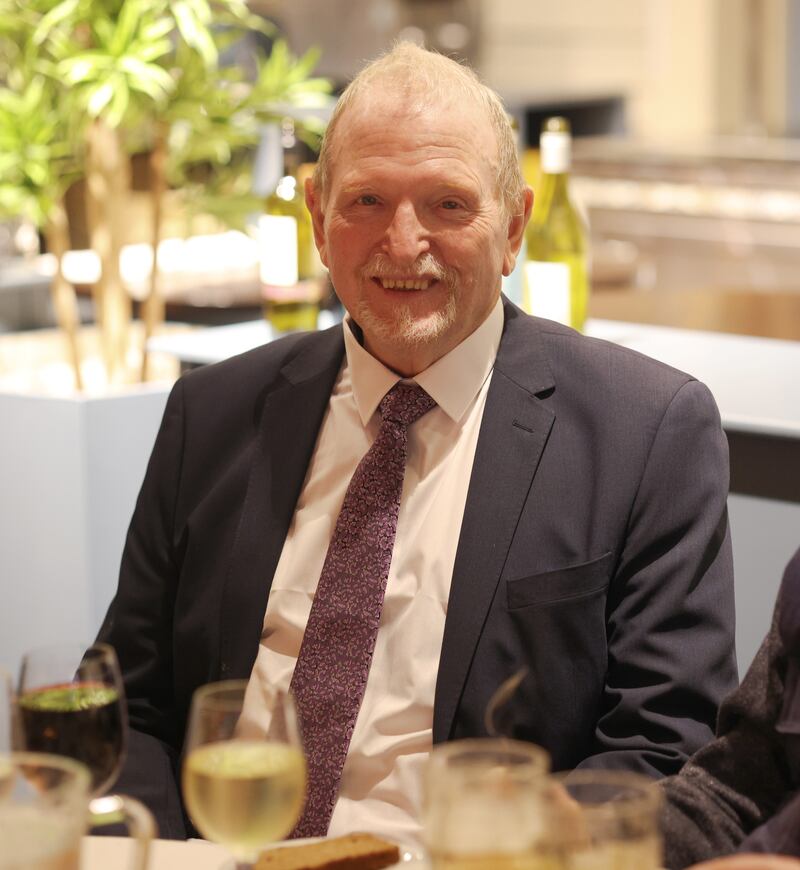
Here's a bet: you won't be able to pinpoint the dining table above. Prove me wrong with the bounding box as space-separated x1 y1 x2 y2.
80 835 427 869
81 836 233 869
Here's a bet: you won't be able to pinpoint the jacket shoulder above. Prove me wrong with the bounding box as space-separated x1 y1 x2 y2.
536 316 696 394
177 325 344 409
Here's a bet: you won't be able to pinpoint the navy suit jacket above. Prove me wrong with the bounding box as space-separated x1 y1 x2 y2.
98 299 737 837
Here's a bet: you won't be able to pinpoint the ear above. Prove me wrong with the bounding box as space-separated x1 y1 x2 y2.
305 177 329 268
502 186 534 277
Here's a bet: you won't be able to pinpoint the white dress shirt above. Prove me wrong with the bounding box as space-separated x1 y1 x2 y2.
241 298 503 846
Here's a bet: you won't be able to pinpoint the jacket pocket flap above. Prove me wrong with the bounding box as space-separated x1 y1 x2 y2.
507 551 613 609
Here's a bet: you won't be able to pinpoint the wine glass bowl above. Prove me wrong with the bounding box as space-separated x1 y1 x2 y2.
17 643 126 796
424 738 551 869
537 770 663 869
0 751 90 870
182 679 306 868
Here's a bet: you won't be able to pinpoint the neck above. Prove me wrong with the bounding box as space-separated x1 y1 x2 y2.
363 339 440 378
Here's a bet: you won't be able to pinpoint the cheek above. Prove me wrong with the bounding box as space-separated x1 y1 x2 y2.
326 221 369 268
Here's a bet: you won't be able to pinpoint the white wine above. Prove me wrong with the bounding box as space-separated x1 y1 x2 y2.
183 740 305 859
524 117 589 331
259 119 321 334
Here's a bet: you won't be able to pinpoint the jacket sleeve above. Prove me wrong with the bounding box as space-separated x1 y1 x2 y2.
660 552 800 868
577 379 738 775
660 607 791 868
96 378 188 837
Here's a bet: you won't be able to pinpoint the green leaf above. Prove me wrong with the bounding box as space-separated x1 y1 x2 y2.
184 0 211 25
135 37 173 63
119 56 173 98
31 0 79 47
140 17 175 44
87 81 115 116
93 16 116 50
109 0 145 55
60 53 111 84
173 0 217 68
105 75 130 126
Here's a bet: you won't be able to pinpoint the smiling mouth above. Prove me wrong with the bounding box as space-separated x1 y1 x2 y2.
373 277 435 290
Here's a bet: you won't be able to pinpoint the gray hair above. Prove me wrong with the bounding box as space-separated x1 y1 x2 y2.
312 42 526 220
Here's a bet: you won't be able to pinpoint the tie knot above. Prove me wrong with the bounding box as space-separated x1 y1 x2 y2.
379 382 436 427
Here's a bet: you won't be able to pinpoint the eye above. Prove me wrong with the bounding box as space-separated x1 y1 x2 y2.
440 199 462 210
357 194 379 206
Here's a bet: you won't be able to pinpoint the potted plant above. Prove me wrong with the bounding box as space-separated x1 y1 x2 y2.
0 0 331 388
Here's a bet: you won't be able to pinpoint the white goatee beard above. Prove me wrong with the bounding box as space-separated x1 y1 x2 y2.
356 291 457 348
357 254 459 348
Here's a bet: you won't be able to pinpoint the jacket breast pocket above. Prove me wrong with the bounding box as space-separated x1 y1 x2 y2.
506 551 613 610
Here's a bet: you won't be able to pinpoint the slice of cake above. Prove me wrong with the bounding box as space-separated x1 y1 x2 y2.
255 832 401 870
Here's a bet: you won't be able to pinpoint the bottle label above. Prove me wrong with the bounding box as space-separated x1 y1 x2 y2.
524 261 571 325
259 214 298 287
540 131 571 174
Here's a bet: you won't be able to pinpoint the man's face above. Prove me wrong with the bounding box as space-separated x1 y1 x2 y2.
307 90 531 375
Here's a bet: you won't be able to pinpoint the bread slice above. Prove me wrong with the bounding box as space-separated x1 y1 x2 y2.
255 832 401 870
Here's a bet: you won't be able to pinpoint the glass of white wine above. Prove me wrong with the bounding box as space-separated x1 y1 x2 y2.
182 679 306 869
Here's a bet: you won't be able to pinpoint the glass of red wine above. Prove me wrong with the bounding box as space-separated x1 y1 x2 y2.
17 642 126 797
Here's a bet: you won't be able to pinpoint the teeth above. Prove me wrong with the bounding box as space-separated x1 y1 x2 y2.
379 278 430 290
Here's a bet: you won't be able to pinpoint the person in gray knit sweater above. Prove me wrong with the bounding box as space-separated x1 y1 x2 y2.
662 547 800 870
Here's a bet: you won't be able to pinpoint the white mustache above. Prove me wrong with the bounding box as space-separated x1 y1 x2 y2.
363 253 455 286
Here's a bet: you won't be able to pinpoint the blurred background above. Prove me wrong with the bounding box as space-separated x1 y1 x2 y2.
3 0 800 344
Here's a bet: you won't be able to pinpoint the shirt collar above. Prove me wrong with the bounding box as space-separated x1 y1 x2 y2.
343 297 504 426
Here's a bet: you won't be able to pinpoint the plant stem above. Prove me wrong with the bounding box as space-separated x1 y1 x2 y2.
45 200 83 391
140 122 167 382
86 119 132 383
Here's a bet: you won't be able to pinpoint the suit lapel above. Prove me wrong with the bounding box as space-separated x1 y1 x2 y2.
220 327 345 681
433 303 556 742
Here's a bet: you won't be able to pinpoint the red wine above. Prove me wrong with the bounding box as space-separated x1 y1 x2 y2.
19 682 124 792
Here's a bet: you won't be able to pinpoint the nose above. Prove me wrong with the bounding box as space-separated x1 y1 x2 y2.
383 200 430 265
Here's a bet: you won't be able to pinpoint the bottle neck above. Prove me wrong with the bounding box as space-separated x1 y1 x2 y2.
282 150 300 179
539 171 570 195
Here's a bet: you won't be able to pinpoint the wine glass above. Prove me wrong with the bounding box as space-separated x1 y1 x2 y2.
423 738 551 869
17 642 126 796
0 751 156 870
182 679 306 869
537 770 663 869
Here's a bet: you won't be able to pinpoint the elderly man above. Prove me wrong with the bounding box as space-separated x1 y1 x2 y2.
100 43 736 843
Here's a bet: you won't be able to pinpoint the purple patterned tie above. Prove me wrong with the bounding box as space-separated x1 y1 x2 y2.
289 382 436 838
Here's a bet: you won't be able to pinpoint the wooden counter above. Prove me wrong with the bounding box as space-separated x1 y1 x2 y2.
589 287 800 342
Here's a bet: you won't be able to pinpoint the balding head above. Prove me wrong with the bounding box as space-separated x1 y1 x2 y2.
313 42 526 221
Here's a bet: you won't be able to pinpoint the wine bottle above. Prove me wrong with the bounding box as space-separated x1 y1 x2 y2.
258 119 320 333
523 116 589 331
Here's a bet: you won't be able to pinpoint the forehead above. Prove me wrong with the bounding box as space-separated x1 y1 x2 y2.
328 90 499 192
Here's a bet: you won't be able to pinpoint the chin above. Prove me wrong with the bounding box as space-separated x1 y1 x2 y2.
358 294 458 351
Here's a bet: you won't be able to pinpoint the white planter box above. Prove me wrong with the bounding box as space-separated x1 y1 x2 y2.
0 384 170 672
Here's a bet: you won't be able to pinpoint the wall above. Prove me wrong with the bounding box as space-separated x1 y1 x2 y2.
481 0 795 142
